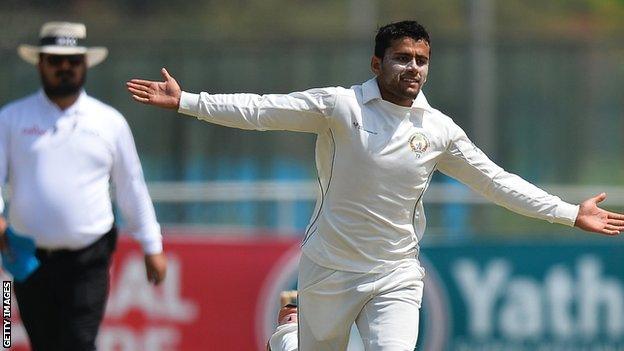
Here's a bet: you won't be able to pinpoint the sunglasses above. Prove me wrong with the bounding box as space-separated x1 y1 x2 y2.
44 55 85 67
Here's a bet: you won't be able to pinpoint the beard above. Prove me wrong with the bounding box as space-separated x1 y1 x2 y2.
41 69 86 97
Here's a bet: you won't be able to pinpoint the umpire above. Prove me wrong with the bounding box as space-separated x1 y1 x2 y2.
0 22 167 351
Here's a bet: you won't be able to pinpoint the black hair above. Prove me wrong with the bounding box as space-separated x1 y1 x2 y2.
374 20 430 58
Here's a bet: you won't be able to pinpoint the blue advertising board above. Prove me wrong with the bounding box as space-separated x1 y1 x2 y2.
417 240 624 351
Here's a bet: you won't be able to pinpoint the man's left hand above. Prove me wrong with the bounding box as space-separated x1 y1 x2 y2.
574 193 624 235
144 252 167 285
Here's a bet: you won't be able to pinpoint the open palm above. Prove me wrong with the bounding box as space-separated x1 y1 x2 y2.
126 68 181 109
574 193 624 235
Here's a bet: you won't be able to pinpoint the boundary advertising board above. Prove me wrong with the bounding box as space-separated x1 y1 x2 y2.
3 231 623 350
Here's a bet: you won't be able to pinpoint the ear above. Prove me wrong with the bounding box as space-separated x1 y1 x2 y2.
371 55 382 76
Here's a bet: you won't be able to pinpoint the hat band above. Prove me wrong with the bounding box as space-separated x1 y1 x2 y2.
39 36 85 48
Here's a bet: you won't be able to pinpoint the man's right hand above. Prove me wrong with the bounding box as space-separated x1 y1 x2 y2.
126 68 182 110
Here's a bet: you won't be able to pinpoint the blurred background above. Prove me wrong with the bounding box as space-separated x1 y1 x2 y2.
1 1 623 350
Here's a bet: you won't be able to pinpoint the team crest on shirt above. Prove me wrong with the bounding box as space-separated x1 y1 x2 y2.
408 132 430 158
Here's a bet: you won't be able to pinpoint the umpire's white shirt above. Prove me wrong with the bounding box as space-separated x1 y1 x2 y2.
0 90 162 254
178 78 579 273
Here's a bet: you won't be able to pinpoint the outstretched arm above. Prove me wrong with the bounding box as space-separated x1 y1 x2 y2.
126 68 335 134
438 123 624 236
575 193 624 235
127 68 181 109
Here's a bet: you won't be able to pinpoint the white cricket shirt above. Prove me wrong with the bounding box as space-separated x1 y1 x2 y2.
178 77 579 273
0 90 162 254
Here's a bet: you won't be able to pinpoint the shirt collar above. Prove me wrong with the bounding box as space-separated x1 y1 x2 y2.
37 89 88 114
362 77 432 112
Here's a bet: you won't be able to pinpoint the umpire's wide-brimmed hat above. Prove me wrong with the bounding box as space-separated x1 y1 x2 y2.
18 22 108 68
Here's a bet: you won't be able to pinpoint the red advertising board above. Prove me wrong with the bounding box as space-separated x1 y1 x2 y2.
4 230 301 351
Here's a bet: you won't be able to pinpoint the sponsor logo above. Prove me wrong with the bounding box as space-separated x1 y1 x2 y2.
452 255 624 345
56 37 77 47
21 125 47 136
352 121 378 135
77 128 102 138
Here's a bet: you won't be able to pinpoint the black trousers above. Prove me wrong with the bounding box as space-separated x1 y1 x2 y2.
14 228 117 351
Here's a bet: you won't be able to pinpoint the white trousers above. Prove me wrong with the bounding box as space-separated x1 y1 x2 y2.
271 254 424 351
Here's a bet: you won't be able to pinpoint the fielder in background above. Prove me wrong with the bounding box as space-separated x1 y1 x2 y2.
127 20 623 351
0 22 167 351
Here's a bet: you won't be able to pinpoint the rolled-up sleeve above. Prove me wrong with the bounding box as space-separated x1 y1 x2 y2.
111 117 163 254
437 123 579 226
177 88 337 134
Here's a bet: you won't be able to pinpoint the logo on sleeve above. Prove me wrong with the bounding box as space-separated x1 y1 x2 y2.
409 132 430 158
